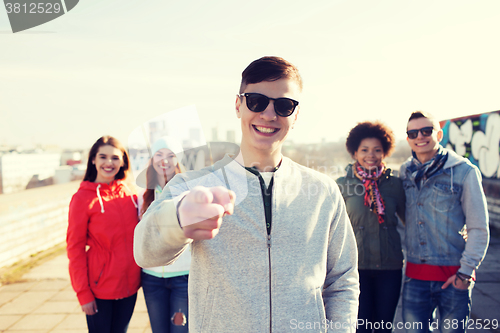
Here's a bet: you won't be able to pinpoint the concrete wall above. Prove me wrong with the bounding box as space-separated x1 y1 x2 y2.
483 178 500 230
440 110 500 230
0 181 80 269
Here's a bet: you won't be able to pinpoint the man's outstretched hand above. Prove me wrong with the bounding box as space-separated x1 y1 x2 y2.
177 186 235 240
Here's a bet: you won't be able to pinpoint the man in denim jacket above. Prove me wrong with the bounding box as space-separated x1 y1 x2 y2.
399 111 489 333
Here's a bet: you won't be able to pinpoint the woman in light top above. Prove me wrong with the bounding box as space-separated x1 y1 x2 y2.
138 136 190 333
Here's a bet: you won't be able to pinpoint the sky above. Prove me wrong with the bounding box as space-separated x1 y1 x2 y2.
1 0 499 150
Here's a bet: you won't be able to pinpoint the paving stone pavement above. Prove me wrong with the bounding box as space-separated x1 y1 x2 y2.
0 234 498 332
0 254 151 333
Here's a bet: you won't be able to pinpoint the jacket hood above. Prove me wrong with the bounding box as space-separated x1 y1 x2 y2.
78 180 137 213
443 148 468 169
79 180 118 191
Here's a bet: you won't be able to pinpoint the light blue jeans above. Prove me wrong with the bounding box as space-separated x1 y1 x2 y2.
142 271 189 333
402 277 472 333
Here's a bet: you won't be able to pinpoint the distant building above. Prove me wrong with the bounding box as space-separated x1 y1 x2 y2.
212 127 219 142
0 153 61 194
226 130 236 143
61 150 82 166
149 120 169 145
129 149 150 176
188 128 200 145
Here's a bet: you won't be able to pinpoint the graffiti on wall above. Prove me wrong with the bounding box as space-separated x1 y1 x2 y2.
440 110 500 178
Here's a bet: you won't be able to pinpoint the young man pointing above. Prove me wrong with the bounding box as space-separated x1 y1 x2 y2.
134 56 359 333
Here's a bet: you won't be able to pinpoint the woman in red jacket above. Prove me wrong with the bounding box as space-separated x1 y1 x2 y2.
67 136 141 333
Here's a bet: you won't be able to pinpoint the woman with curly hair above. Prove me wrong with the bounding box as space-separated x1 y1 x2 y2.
336 121 405 333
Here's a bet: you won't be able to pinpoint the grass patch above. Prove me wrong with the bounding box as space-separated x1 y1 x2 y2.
0 243 66 286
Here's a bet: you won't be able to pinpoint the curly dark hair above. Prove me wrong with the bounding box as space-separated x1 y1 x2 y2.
345 121 396 157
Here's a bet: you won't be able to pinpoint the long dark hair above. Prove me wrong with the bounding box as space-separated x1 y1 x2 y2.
140 159 183 217
83 136 131 182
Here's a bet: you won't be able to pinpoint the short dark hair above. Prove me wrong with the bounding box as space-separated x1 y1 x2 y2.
239 56 303 93
345 121 396 157
407 110 441 130
83 136 131 182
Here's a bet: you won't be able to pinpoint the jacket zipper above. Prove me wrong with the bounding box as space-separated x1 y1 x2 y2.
268 234 272 333
244 166 274 332
95 264 105 285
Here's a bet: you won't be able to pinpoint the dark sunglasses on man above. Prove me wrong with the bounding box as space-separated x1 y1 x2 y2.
238 93 299 117
406 126 435 140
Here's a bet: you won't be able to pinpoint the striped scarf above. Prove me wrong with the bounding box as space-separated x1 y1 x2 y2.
354 162 386 224
408 145 448 190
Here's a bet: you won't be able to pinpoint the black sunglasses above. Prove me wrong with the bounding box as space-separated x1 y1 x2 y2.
238 93 299 117
407 126 434 139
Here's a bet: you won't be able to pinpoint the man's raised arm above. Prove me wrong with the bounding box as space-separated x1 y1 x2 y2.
134 185 235 268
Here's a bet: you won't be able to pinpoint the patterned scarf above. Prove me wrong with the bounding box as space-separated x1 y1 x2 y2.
408 145 448 190
354 162 386 224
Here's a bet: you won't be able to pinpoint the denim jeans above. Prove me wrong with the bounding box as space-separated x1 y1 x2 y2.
357 269 402 333
86 293 137 333
402 277 472 333
141 271 189 333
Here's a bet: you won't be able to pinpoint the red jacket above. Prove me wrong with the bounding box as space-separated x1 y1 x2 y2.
67 180 141 305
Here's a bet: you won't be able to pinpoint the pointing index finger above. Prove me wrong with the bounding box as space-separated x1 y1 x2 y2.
210 187 236 214
191 186 214 204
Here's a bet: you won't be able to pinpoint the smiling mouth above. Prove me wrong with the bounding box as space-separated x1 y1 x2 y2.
415 142 428 147
254 125 279 134
102 167 115 172
159 165 171 169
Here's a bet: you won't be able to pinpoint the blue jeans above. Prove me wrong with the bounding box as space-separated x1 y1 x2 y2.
86 293 137 333
141 271 189 333
357 269 402 333
402 278 472 333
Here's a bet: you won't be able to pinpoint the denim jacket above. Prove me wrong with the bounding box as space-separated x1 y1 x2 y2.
399 148 489 276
